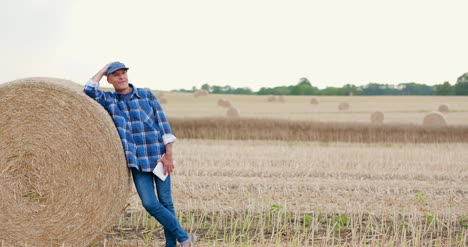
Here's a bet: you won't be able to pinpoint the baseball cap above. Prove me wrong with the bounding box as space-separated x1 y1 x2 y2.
106 61 129 76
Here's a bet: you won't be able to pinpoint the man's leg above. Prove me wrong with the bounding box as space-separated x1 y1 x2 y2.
131 168 189 246
155 175 178 246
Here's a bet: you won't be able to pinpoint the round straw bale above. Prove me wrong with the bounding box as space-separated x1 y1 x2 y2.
159 96 168 104
227 106 240 118
422 111 447 127
0 77 131 246
217 98 232 108
338 102 349 111
278 95 285 103
193 89 209 97
267 95 276 102
310 97 319 104
155 91 164 98
370 111 384 124
438 104 449 113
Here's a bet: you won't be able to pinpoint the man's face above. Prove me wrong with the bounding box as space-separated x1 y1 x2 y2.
107 69 129 92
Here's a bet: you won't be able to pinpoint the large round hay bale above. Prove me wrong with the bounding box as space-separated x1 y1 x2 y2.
267 95 276 102
227 106 240 118
159 96 168 104
310 97 319 104
422 111 447 127
338 102 349 111
438 104 450 113
155 91 164 98
217 98 232 108
0 77 131 246
278 95 285 103
370 111 384 124
193 89 209 97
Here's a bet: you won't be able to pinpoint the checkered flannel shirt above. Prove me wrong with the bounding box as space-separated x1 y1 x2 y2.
84 80 176 172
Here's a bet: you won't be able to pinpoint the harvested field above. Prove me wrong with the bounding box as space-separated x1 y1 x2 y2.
160 93 468 126
102 139 467 246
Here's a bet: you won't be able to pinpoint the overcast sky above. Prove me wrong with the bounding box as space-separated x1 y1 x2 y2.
1 0 467 91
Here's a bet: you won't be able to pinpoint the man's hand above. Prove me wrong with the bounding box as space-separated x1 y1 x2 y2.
157 154 175 176
91 62 113 83
158 143 175 175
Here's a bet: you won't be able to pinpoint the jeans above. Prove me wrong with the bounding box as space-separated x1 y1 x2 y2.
131 168 189 246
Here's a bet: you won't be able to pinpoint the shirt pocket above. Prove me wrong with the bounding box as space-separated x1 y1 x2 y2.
138 101 156 126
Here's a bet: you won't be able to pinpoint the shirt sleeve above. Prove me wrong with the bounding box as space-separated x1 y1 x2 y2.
149 92 176 145
83 79 111 107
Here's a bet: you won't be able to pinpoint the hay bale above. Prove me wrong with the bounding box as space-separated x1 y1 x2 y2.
278 95 285 103
227 106 240 118
338 102 349 111
438 104 450 113
217 98 232 108
370 111 384 124
159 96 168 104
193 89 209 97
310 97 319 104
423 111 447 127
267 95 276 102
155 91 164 98
0 77 131 246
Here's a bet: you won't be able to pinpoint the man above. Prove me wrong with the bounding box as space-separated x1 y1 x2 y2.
83 62 196 247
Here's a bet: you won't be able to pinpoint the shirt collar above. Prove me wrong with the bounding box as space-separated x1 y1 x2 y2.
130 84 142 99
115 83 141 100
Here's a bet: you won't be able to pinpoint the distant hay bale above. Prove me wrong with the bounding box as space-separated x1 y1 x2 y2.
155 91 164 98
194 89 209 97
438 104 450 113
310 97 319 104
0 77 131 246
423 111 447 127
159 97 168 104
267 95 276 102
278 95 285 103
217 98 232 108
338 102 349 111
227 106 240 118
370 111 384 124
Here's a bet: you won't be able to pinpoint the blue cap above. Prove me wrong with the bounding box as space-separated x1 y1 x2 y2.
106 61 129 76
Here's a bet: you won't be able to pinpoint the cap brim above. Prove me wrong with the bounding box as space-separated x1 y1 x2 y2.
106 67 129 76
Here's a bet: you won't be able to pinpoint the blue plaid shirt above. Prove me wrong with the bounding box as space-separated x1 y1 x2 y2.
84 80 176 172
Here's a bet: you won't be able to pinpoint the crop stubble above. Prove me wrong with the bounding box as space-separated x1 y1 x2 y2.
105 139 467 246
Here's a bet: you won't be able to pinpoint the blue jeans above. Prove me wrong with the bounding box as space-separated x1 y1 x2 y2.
131 168 189 246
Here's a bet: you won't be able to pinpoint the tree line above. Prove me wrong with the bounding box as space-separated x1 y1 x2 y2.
173 73 468 96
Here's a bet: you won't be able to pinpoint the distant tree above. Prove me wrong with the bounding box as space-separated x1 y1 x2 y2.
398 82 434 95
211 85 222 94
360 83 399 95
290 78 319 95
258 86 291 95
320 87 341 95
435 81 454 95
201 83 210 92
342 84 363 96
454 81 468 95
454 73 468 95
257 87 274 95
232 87 253 94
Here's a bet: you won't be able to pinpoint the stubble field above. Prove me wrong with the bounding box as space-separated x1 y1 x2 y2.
101 93 467 246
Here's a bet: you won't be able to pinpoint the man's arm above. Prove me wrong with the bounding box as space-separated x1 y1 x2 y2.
159 143 175 176
84 63 113 107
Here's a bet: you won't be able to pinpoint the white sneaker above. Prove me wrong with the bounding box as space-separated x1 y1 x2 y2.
180 233 197 247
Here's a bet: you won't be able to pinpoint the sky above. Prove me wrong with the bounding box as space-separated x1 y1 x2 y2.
1 0 467 91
